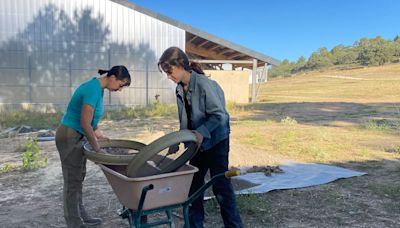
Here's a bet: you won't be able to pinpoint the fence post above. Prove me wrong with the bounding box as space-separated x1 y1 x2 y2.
146 59 149 106
28 55 32 103
108 49 111 105
69 60 72 100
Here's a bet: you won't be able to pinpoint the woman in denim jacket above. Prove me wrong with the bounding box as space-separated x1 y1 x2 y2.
158 47 243 228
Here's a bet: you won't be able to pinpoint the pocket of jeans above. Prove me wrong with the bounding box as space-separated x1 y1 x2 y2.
57 127 84 162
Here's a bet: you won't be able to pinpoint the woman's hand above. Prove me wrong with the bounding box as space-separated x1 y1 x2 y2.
192 130 204 145
94 128 110 141
167 143 180 154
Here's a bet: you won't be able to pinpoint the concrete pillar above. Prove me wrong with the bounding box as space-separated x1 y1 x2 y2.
251 58 258 103
264 63 268 82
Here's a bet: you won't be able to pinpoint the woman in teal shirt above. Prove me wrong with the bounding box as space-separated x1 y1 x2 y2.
55 65 131 228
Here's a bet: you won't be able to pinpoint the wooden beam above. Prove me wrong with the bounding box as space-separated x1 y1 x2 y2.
187 35 198 43
198 40 209 47
186 43 236 60
186 43 263 69
218 48 231 55
191 59 253 64
208 44 221 51
228 52 245 59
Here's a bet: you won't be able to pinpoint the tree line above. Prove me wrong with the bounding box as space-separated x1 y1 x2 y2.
269 35 400 78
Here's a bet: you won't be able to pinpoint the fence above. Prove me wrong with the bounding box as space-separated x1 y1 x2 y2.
0 48 175 108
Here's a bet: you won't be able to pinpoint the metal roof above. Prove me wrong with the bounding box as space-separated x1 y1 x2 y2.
111 0 280 66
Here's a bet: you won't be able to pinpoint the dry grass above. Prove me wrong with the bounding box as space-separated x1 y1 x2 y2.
258 64 400 103
208 64 400 227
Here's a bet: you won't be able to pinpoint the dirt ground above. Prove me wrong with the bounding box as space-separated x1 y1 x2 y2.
1 108 400 227
0 118 261 228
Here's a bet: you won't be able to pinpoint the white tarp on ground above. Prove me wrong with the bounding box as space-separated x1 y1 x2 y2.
234 162 367 194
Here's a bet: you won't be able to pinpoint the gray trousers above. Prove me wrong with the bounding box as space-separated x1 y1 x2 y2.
55 125 88 228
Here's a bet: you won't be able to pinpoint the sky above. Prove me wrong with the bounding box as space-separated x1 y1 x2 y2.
129 0 400 62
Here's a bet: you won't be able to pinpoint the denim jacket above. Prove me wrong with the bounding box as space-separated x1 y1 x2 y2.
176 71 230 151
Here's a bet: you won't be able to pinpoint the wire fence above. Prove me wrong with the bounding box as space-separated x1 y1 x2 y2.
0 49 175 108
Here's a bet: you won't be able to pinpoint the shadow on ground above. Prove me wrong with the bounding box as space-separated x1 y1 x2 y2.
236 102 400 127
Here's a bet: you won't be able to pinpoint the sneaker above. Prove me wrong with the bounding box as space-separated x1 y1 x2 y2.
83 217 102 226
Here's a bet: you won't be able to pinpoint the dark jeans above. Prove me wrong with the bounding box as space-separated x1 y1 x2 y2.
189 138 243 228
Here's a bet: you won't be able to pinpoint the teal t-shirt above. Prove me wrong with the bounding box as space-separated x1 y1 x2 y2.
62 77 104 135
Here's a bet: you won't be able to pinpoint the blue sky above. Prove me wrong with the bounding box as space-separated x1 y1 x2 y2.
129 0 400 62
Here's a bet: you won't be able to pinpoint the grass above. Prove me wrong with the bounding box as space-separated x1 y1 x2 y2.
219 64 400 226
232 120 399 164
364 119 400 131
204 194 274 225
0 110 63 129
0 102 178 130
258 64 400 103
227 64 400 165
368 182 400 199
103 102 177 120
1 163 17 173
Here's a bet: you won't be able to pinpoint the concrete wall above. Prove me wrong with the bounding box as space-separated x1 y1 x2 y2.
204 70 249 104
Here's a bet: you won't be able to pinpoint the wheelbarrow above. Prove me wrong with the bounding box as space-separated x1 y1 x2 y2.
83 130 241 227
109 164 240 228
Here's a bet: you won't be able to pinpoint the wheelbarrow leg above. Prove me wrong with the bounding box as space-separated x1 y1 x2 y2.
165 209 175 228
133 184 154 228
181 171 241 228
182 205 190 228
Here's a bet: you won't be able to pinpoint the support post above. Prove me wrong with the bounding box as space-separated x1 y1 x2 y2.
264 63 268 82
108 49 111 105
146 59 149 106
251 58 258 103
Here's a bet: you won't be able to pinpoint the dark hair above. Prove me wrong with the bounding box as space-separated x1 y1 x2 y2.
98 65 131 86
158 47 204 75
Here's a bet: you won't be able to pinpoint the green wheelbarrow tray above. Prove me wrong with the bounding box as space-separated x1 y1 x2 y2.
83 130 200 177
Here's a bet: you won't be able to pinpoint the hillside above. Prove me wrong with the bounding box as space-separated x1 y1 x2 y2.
260 64 400 103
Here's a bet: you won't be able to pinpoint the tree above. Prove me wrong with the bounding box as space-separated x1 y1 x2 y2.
306 47 333 70
357 36 394 65
330 45 358 65
292 56 306 73
393 35 400 62
269 59 294 78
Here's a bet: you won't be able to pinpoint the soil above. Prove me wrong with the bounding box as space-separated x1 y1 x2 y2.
1 116 399 227
0 119 259 228
101 147 133 155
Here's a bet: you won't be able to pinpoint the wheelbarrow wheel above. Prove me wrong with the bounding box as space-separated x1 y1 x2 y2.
83 139 146 165
126 130 199 177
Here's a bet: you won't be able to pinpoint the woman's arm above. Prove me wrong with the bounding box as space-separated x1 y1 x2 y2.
81 104 101 152
195 80 228 140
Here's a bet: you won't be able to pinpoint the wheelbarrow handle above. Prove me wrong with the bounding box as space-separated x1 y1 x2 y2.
184 170 241 207
225 170 241 178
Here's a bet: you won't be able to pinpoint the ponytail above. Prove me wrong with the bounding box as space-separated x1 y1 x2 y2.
98 69 109 75
98 66 131 86
189 61 204 75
